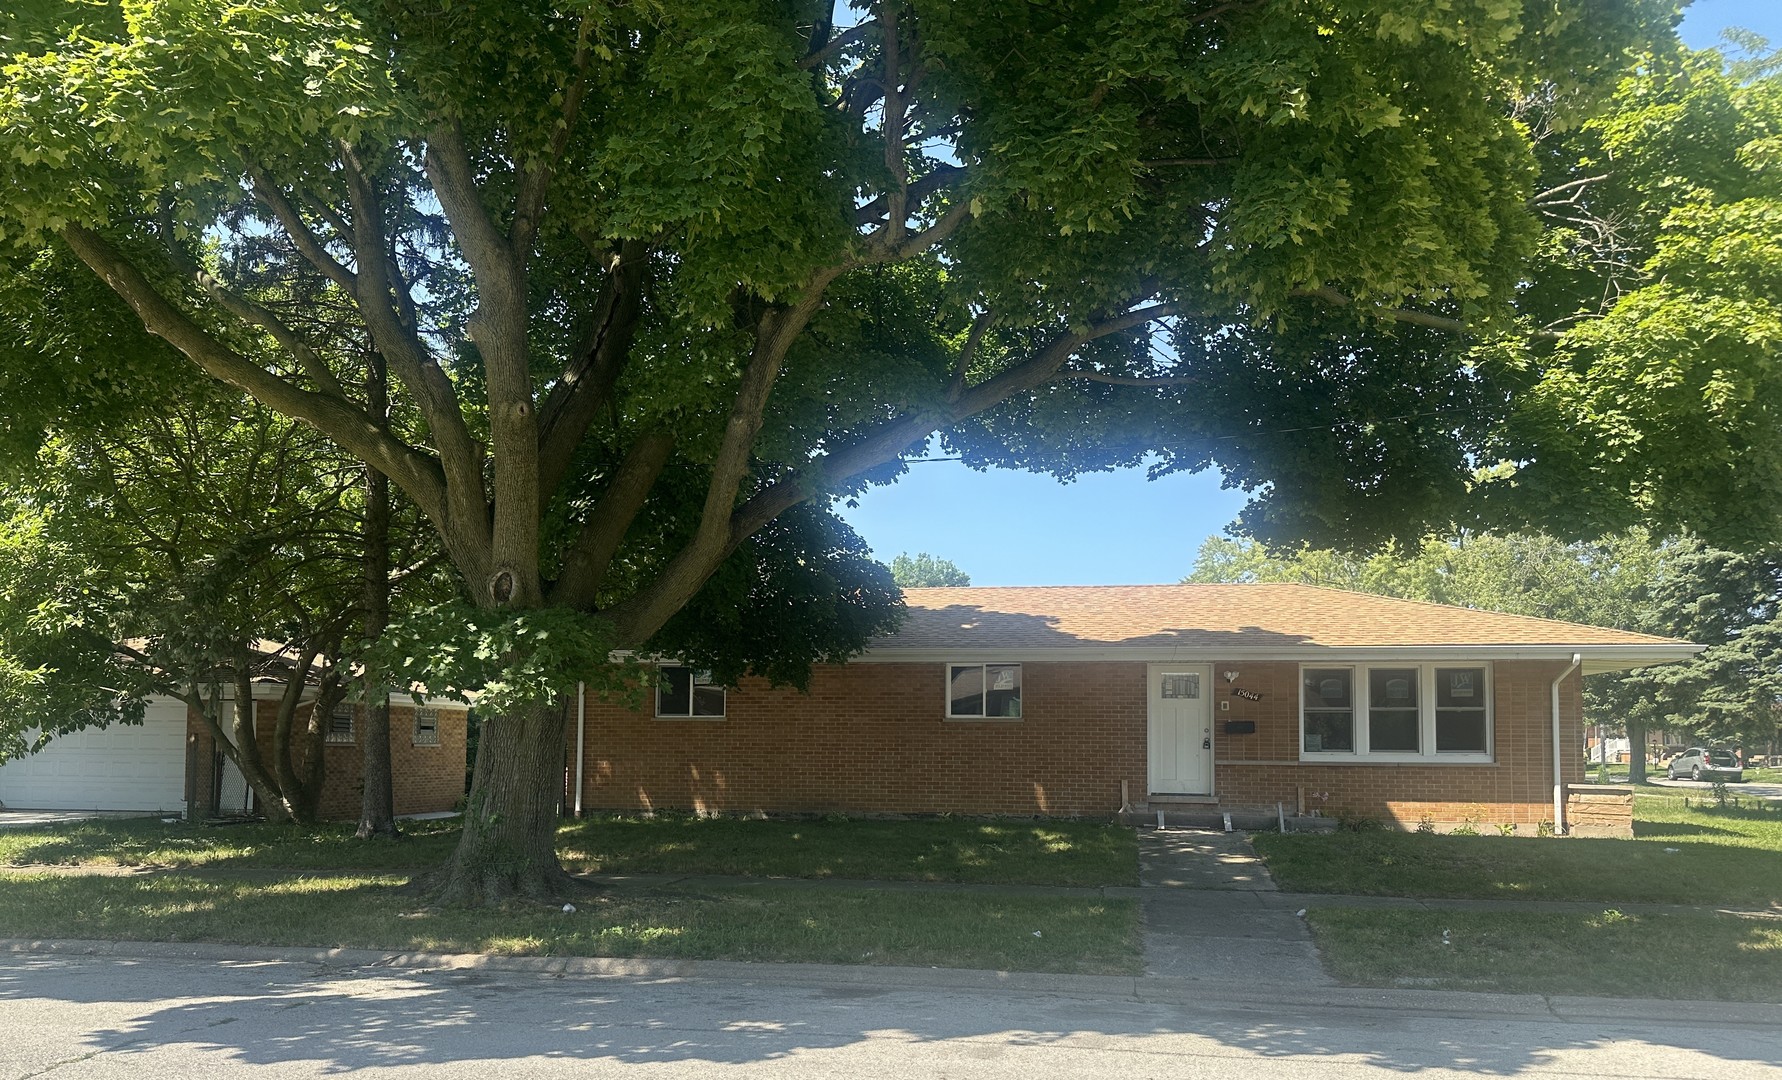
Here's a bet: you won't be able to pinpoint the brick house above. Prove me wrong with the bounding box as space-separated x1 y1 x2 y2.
1 689 467 820
183 693 469 820
565 584 1697 835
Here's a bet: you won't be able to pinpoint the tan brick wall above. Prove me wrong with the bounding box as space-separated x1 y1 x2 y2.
185 700 467 821
316 704 468 820
573 662 1147 816
568 658 1584 827
1212 660 1582 828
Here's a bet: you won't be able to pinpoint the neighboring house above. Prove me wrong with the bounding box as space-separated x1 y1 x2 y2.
566 584 1698 835
0 689 467 819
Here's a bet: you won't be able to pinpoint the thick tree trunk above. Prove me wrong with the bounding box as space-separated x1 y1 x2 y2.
357 700 398 839
1627 718 1649 784
357 349 400 841
432 698 571 904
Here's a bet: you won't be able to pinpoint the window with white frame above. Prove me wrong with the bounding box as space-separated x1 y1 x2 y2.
947 663 1022 719
1301 664 1491 761
325 702 356 744
656 665 725 718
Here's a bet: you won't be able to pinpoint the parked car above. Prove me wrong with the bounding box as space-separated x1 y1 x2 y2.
1665 747 1744 782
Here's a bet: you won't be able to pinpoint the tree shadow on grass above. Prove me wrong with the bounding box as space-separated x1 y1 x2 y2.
1 952 1780 1077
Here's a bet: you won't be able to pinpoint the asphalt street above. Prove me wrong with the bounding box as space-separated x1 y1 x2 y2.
4 952 1779 1080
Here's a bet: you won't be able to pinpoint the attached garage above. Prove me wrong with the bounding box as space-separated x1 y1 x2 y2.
0 698 189 812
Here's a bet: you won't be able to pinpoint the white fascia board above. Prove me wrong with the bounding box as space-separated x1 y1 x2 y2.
390 695 471 710
856 644 1703 667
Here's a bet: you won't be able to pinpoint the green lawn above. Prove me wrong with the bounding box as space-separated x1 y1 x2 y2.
1269 787 1782 1001
1253 789 1782 907
0 814 1138 887
1307 907 1782 1002
555 814 1138 886
0 869 1140 974
0 814 1141 973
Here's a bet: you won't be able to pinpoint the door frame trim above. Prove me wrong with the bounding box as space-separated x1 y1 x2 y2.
1146 662 1213 797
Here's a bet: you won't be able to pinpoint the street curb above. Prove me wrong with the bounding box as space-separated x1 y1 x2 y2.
7 937 1782 1026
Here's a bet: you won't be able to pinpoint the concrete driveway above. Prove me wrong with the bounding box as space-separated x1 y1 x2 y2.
0 809 170 829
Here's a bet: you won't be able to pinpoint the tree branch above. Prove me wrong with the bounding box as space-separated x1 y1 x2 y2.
511 12 595 258
1141 157 1240 167
604 267 849 640
335 147 494 571
854 164 966 226
1061 369 1199 387
947 310 994 402
536 238 650 502
247 168 358 293
156 209 353 401
801 18 875 70
61 224 450 527
423 121 540 603
877 2 908 248
1531 174 1609 207
547 432 677 609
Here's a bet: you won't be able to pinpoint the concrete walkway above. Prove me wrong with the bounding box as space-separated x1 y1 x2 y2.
1136 827 1334 985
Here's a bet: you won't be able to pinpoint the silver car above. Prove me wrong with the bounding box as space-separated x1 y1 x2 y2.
1666 747 1743 782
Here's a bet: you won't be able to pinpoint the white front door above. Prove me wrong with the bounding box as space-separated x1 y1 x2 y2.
1148 664 1212 796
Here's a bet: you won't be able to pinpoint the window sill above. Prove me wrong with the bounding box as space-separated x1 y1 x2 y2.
653 715 726 722
1298 754 1495 766
944 716 1024 723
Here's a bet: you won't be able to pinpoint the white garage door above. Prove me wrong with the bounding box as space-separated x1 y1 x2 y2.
0 699 189 812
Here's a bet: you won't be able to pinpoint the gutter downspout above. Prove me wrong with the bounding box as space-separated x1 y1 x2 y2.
573 681 586 819
1551 653 1582 835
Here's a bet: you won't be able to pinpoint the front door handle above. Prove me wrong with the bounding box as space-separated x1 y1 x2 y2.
1203 727 1211 750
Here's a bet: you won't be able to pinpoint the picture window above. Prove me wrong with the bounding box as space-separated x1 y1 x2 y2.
1301 664 1491 761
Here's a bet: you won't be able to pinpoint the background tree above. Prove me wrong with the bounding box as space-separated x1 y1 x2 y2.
0 1 1678 901
890 552 971 589
1483 38 1782 548
0 397 363 820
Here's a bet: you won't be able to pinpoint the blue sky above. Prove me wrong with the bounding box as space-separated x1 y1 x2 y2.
836 2 1779 588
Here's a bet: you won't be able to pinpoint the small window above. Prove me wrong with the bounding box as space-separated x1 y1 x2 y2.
1368 668 1420 753
1435 667 1488 753
413 707 440 746
656 666 725 718
948 663 1021 719
1161 673 1200 699
1303 668 1353 752
325 702 356 745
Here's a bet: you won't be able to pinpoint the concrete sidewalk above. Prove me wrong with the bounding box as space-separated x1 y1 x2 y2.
1136 827 1332 985
8 936 1782 1029
7 825 1781 1021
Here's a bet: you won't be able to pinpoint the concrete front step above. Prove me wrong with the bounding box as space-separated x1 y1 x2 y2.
1118 806 1339 832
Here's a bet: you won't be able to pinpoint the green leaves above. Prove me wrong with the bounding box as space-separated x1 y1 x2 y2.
365 601 619 714
1496 47 1782 548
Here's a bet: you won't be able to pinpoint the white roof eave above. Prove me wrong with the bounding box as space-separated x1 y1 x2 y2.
854 643 1703 669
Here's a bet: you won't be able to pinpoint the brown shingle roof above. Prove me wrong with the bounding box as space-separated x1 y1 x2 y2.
883 584 1687 650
